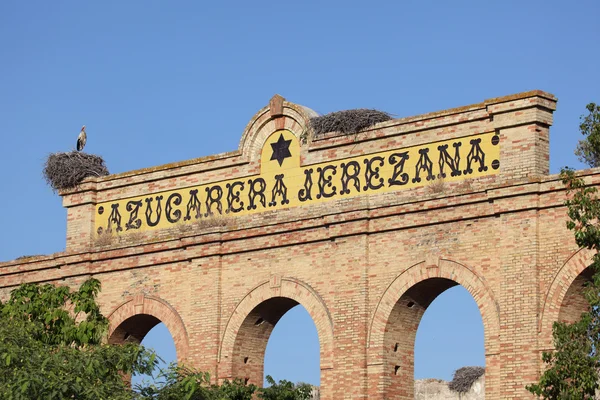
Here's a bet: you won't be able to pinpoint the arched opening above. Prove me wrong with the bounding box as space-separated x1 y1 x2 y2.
109 316 178 388
383 278 485 399
220 279 334 398
106 295 189 389
414 285 485 397
232 297 320 387
264 305 320 386
109 314 162 345
558 266 593 324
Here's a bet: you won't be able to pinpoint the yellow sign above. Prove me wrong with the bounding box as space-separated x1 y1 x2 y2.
95 131 500 235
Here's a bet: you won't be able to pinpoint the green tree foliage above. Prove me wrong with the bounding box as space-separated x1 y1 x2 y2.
134 368 312 400
575 103 600 168
527 103 600 398
0 279 315 399
0 279 157 400
257 375 313 400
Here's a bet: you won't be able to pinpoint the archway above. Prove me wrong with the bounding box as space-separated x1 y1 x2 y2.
231 298 320 386
413 285 485 394
263 305 320 386
368 259 500 399
219 278 333 399
558 266 593 324
539 248 596 349
107 295 190 363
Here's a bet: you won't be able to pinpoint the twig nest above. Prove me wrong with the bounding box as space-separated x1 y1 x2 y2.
310 109 392 136
448 366 485 393
43 151 109 192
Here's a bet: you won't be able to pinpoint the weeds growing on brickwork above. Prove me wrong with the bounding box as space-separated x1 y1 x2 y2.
123 230 145 244
175 214 232 235
428 177 447 194
193 215 229 229
14 255 43 260
93 231 115 247
448 366 485 393
43 151 109 192
310 109 392 136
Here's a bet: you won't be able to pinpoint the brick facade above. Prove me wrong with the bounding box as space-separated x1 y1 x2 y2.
0 90 594 399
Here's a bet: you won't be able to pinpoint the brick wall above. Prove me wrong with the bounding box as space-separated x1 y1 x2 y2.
0 90 594 399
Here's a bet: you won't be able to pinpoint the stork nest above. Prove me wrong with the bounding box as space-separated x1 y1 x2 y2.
43 151 109 192
448 366 485 393
310 109 392 136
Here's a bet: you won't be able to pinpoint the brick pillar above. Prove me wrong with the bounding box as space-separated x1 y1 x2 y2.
496 209 540 398
487 91 555 179
61 182 97 253
331 234 369 399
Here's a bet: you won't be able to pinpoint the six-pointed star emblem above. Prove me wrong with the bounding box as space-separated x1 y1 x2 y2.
270 134 292 166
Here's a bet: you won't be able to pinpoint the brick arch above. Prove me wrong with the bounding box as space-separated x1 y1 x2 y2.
218 278 334 394
367 258 501 399
368 258 500 352
107 294 190 362
237 95 318 163
539 247 595 348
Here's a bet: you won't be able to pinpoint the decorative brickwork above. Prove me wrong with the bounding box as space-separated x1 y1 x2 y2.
1 90 595 399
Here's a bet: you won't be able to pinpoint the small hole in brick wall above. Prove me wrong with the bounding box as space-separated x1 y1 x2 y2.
255 318 265 326
394 343 399 352
244 357 249 364
394 365 400 375
244 378 250 385
407 301 415 308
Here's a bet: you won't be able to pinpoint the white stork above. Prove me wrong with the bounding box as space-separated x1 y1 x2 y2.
76 125 87 151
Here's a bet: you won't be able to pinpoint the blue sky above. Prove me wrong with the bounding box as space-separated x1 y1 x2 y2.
1 0 599 387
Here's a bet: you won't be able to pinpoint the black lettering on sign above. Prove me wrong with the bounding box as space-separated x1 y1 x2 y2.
269 174 289 207
388 152 410 186
184 189 202 221
363 156 385 191
464 138 488 174
125 200 143 230
145 195 163 227
107 203 123 233
412 148 434 183
317 165 337 199
247 178 267 210
226 181 245 214
340 161 361 195
204 185 223 217
298 169 314 202
165 193 182 223
438 143 462 178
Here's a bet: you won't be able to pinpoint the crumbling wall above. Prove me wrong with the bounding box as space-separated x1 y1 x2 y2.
415 376 484 400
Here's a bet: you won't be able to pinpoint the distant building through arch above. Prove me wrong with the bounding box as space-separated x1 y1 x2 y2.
1 90 595 398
